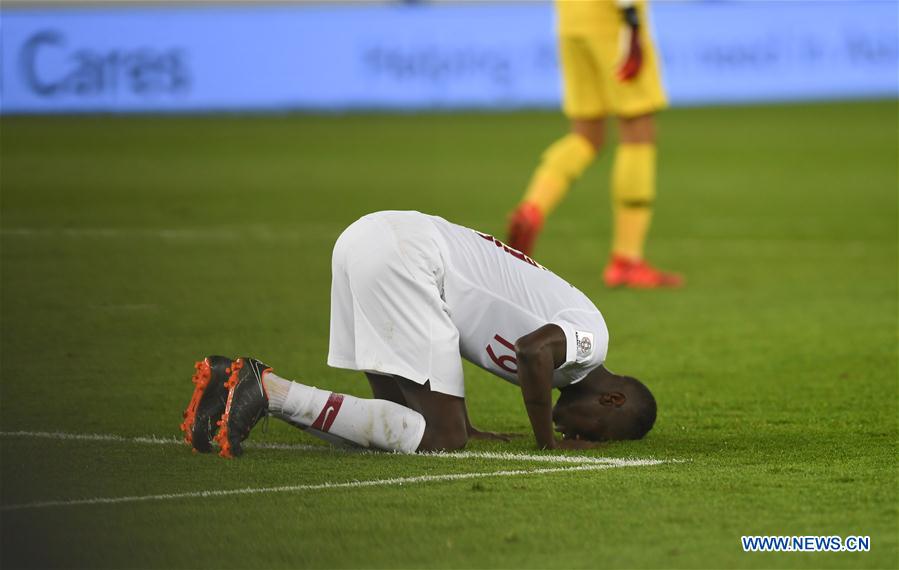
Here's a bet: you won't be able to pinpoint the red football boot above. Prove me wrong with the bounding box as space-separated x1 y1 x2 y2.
506 202 544 256
604 254 684 289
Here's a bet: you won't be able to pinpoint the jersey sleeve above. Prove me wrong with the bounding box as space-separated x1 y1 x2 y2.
549 312 609 384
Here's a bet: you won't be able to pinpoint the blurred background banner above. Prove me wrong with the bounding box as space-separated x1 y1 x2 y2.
1 1 896 114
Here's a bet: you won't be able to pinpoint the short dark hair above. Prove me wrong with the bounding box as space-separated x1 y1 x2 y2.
615 375 657 440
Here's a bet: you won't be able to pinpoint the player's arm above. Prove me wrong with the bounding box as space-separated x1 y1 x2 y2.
515 324 591 450
616 0 643 82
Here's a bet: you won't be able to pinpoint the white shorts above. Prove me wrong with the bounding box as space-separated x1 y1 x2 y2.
326 212 465 397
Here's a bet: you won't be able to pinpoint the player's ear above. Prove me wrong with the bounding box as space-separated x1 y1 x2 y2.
599 391 626 407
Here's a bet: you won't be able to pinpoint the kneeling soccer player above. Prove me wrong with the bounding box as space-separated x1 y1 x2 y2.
180 211 657 457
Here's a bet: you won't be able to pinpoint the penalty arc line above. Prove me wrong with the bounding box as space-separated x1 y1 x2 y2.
0 462 661 512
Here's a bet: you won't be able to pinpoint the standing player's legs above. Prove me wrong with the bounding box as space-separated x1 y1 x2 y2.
604 114 682 288
507 36 606 256
600 4 682 288
514 116 604 228
609 113 656 262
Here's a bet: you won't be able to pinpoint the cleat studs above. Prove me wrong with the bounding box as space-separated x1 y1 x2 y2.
181 358 215 448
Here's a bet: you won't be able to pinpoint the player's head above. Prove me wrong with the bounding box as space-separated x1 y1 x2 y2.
552 367 656 442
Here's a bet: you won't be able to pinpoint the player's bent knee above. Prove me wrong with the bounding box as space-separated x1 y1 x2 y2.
571 118 605 151
618 114 656 144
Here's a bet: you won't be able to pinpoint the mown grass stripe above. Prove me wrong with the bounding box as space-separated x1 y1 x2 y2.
2 462 668 512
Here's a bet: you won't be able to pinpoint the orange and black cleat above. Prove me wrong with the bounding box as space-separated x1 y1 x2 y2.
180 355 234 453
214 357 272 459
603 255 684 289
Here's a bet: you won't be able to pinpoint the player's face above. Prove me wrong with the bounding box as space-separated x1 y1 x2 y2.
552 391 627 441
552 397 605 441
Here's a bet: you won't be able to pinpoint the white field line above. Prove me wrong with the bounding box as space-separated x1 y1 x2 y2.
0 430 672 512
0 430 667 466
425 450 660 466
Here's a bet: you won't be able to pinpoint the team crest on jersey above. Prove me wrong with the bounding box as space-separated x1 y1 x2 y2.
575 330 594 359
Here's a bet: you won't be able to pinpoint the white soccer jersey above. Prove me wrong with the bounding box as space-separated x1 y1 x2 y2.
328 211 609 397
429 215 608 388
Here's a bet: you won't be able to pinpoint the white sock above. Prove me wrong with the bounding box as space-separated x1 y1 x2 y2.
264 373 293 414
262 373 426 454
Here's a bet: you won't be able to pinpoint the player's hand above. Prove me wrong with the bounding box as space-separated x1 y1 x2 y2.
468 427 521 442
617 7 644 82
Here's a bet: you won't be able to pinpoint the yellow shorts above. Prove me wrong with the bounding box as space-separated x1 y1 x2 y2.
558 21 667 119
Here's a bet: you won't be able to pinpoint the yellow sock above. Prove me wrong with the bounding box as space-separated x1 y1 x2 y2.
611 144 656 259
522 133 596 216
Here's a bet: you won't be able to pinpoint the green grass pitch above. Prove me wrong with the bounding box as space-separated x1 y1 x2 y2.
1 101 896 569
